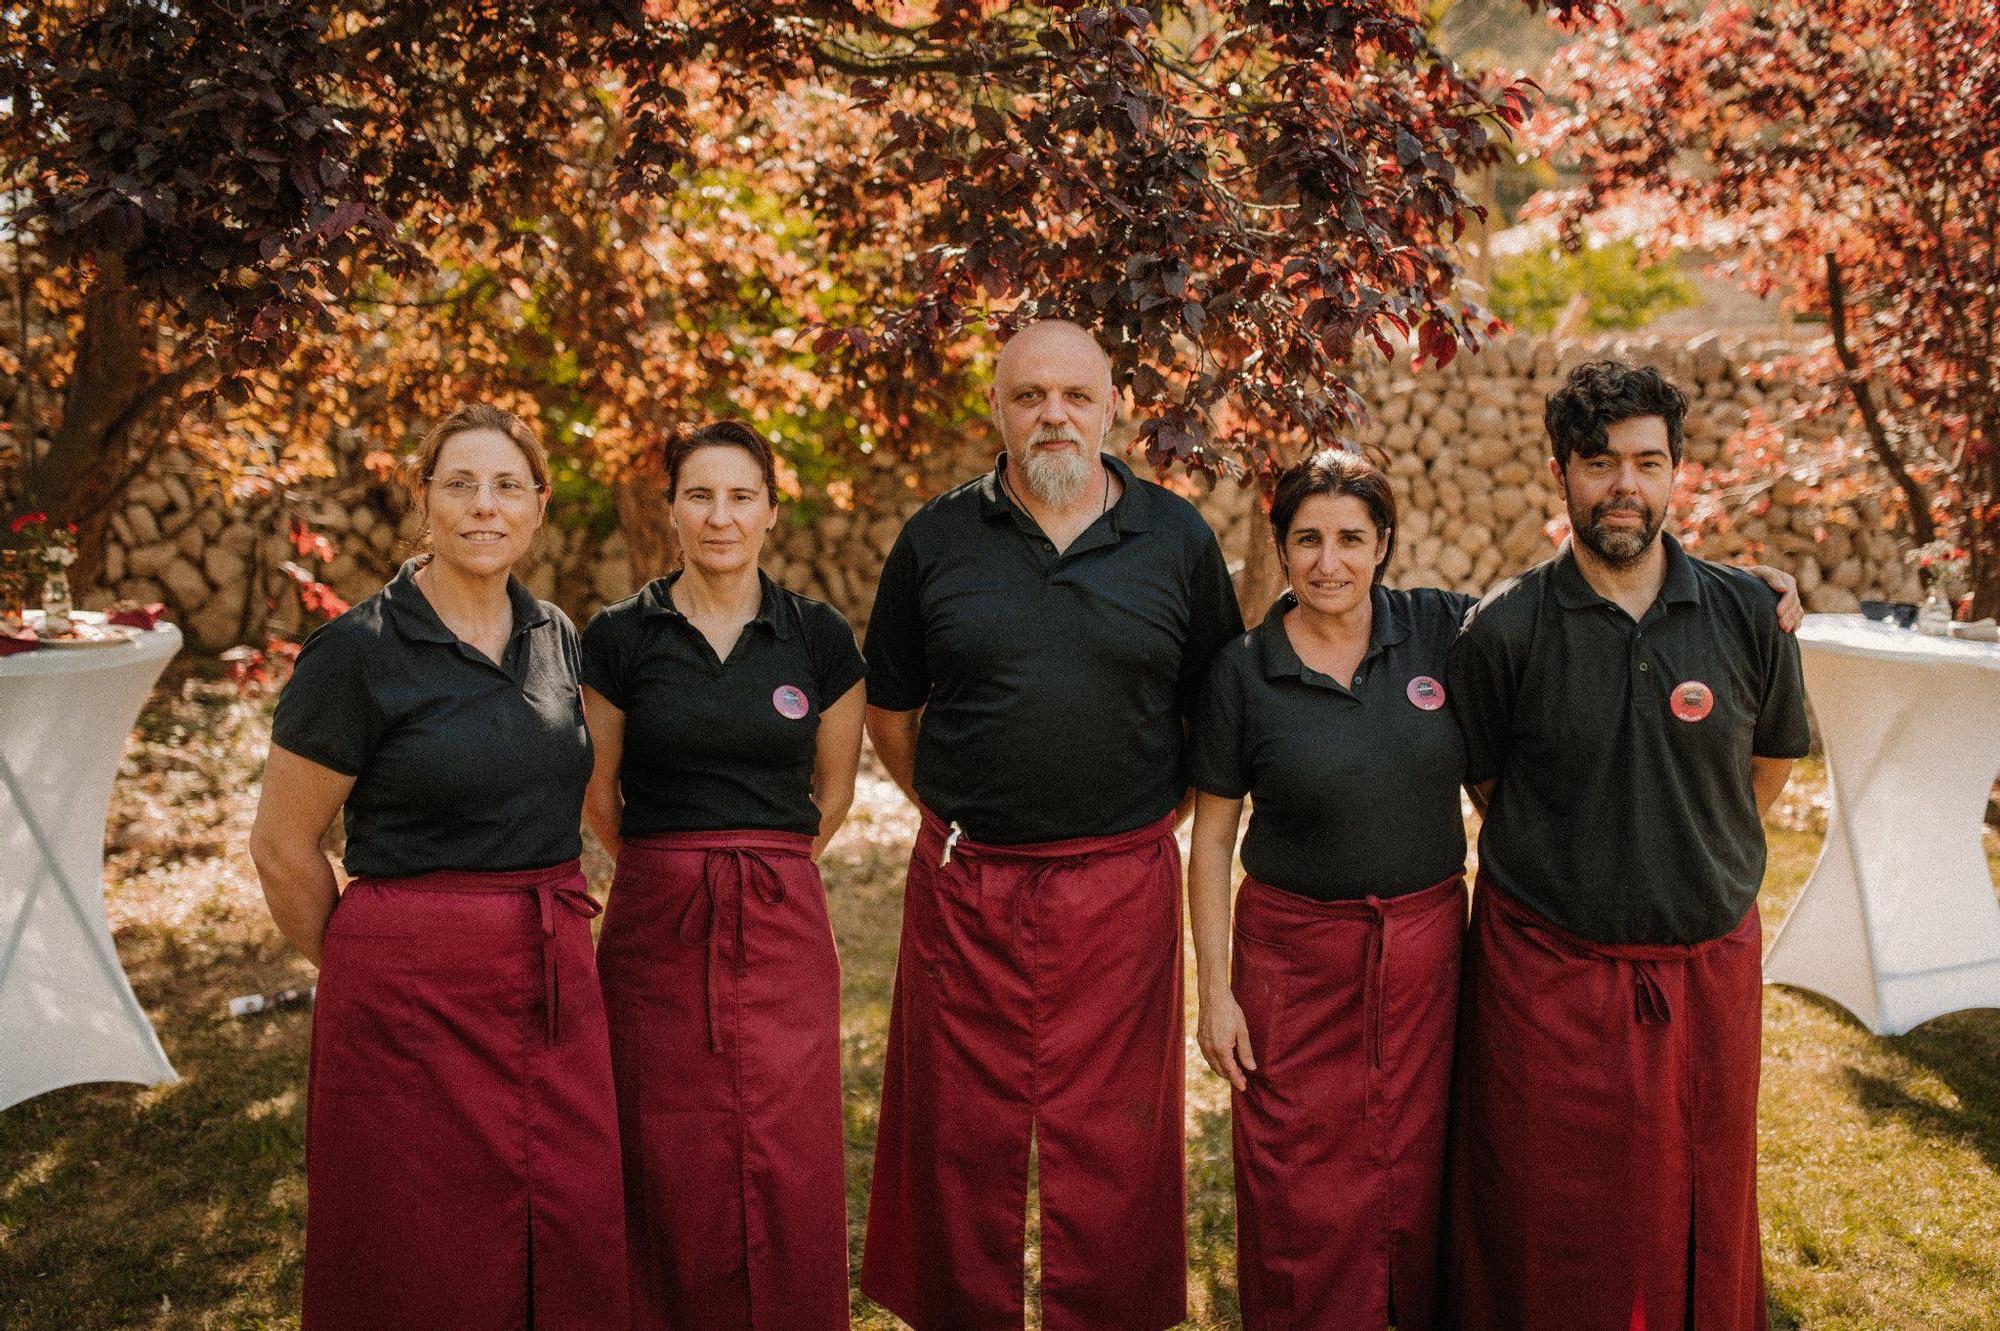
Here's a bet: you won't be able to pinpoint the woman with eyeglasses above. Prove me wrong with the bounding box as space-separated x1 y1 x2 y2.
581 420 865 1331
250 403 625 1331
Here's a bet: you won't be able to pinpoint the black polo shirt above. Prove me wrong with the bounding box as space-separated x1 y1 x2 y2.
582 571 865 838
1447 535 1811 945
270 559 593 879
864 452 1244 845
1191 585 1475 901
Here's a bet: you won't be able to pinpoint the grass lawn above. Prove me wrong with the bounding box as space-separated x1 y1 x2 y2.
2 670 1996 1329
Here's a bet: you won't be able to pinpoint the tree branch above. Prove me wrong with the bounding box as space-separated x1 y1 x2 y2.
336 275 498 311
809 35 1043 80
1823 252 1936 545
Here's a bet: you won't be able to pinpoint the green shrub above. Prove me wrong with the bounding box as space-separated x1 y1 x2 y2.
1490 240 1694 333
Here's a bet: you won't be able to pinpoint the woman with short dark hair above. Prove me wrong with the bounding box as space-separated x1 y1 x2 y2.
1186 446 1473 1331
581 419 864 1331
250 403 627 1331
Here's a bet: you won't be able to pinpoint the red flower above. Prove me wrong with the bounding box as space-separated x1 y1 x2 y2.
9 511 47 534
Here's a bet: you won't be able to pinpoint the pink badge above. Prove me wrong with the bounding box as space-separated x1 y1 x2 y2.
1407 675 1446 711
772 685 810 720
1670 680 1714 723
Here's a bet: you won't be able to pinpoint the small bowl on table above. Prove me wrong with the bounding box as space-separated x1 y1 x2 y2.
1860 600 1918 629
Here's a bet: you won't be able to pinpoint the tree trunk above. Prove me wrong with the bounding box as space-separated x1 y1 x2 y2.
35 254 209 591
1235 499 1285 625
614 457 679 585
1967 451 1999 622
43 256 151 520
1824 255 1937 550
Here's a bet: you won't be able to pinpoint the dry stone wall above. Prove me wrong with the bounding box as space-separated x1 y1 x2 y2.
90 333 1922 650
1344 334 1921 610
90 447 620 646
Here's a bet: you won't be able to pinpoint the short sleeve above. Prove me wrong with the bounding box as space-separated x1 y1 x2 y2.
1176 525 1248 720
806 600 867 703
1753 621 1812 759
580 607 630 710
1446 615 1516 786
863 528 931 711
551 606 583 680
1188 653 1251 799
270 622 380 777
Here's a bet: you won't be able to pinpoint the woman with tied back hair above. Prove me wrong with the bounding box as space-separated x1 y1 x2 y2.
581 420 865 1331
250 403 626 1331
1185 447 1477 1331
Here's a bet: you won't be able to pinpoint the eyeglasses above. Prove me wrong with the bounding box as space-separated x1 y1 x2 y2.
429 476 543 505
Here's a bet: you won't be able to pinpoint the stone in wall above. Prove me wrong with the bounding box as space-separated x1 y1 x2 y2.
91 333 1929 651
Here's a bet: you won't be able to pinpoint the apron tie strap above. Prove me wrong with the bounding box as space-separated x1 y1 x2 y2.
679 848 790 1055
1363 896 1390 1077
535 876 602 1045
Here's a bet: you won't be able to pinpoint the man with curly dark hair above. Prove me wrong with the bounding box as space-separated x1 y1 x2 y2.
1445 359 1811 1331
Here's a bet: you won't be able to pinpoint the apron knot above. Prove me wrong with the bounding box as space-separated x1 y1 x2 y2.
680 848 794 1054
535 876 602 1045
1633 961 1673 1025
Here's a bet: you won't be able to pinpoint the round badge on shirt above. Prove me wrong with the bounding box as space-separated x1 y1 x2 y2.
772 684 810 720
1406 675 1446 711
1670 680 1714 723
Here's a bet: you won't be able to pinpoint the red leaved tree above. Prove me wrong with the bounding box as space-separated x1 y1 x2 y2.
3 1 1600 609
0 0 718 579
1532 0 2000 616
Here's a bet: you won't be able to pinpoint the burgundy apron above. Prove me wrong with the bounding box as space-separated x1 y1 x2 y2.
597 829 847 1331
1231 872 1466 1331
861 808 1187 1331
1446 877 1767 1331
303 859 626 1331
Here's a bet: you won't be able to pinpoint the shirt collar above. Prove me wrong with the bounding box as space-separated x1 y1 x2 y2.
1550 532 1701 612
381 557 550 645
1255 584 1406 681
978 451 1155 534
640 568 792 639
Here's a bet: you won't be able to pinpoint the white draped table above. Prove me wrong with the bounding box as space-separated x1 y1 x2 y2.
1764 614 2000 1035
0 623 182 1110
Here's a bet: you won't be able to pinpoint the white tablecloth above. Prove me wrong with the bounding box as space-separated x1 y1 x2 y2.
1763 614 2000 1034
0 624 182 1110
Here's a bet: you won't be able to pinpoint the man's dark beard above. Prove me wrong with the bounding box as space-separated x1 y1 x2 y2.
1572 498 1663 568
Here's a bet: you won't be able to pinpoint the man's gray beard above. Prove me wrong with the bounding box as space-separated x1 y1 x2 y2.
1018 446 1095 508
1572 502 1664 568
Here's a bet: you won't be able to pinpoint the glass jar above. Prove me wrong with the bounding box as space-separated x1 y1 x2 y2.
39 567 72 636
1915 586 1953 637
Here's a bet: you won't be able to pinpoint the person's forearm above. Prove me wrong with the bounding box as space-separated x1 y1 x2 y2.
812 787 855 859
1187 841 1236 1002
583 783 623 861
1752 759 1794 819
865 707 921 806
251 846 340 966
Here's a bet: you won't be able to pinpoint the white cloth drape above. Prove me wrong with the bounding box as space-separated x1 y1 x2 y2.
1 625 181 1110
1765 614 2000 1035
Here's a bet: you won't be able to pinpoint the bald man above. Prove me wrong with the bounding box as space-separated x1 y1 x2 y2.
859 321 1244 1331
